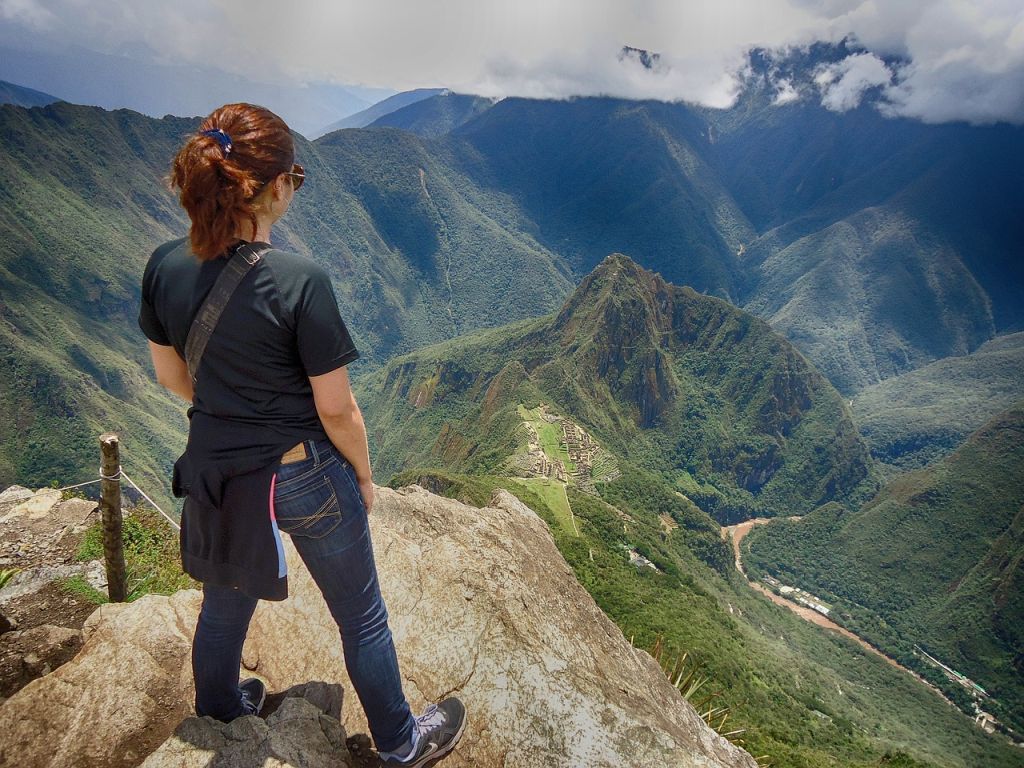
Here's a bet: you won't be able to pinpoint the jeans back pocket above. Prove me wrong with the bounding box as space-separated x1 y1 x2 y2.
273 466 343 540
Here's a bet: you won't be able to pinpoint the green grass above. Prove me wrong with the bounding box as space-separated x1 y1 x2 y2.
57 575 109 605
507 477 577 536
76 504 195 600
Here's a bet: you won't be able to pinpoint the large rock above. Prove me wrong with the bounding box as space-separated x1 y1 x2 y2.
141 685 353 768
0 590 200 768
243 486 756 767
0 485 757 768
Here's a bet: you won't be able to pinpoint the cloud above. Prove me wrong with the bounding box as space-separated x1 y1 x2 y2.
796 0 1024 123
0 0 1021 124
815 52 892 112
772 78 801 105
0 0 55 27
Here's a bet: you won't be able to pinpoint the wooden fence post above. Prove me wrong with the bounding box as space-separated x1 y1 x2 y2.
99 433 127 602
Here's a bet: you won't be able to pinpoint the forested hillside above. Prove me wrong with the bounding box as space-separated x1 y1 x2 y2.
357 254 875 523
745 403 1024 730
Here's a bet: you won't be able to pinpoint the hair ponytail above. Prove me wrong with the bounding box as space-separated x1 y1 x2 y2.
170 103 295 261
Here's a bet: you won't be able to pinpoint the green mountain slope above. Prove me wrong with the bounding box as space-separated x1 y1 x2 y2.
357 253 875 523
742 207 995 393
0 103 197 492
0 102 575 489
450 97 757 301
744 402 1024 729
367 92 495 137
0 80 59 108
853 332 1024 470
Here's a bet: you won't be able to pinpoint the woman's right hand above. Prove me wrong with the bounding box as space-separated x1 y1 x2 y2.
358 476 375 514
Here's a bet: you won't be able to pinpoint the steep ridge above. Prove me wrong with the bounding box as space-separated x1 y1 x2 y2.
853 332 1024 470
358 253 874 523
0 485 757 768
744 402 1024 730
367 92 495 137
450 96 756 300
0 101 572 489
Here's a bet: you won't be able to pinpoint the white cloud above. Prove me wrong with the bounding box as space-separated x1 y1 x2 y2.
0 0 1021 124
815 52 892 111
0 0 55 27
795 0 1024 123
773 78 801 105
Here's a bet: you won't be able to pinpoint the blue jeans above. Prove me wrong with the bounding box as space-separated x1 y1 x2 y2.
191 438 415 752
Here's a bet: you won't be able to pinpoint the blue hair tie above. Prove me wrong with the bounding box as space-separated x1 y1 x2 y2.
201 128 233 156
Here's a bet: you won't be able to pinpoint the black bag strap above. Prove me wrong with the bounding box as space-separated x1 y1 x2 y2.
184 242 271 383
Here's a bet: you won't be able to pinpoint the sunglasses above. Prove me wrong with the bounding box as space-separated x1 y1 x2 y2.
285 163 305 191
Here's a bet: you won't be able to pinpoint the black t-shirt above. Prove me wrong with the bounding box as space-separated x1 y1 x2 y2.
139 237 359 443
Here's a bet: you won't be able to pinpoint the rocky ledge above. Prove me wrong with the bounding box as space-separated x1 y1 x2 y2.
0 485 757 768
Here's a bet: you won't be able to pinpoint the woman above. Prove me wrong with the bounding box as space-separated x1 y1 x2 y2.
138 102 465 767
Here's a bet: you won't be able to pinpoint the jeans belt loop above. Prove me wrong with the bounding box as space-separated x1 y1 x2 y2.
308 438 320 465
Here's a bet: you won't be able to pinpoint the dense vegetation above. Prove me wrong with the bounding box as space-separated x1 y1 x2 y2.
357 253 877 524
852 332 1024 471
384 466 1023 767
745 403 1024 732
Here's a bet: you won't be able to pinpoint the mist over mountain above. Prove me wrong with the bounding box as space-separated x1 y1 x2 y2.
0 42 389 137
0 79 59 108
366 91 496 138
312 88 446 137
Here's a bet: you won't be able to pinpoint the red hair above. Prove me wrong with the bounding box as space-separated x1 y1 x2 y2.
170 103 294 260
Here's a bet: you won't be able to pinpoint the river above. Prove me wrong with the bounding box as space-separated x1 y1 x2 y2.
723 519 941 683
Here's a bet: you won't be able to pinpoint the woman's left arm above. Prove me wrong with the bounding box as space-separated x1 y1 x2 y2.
148 341 194 402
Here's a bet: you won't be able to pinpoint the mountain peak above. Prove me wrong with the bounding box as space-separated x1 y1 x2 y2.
554 252 668 332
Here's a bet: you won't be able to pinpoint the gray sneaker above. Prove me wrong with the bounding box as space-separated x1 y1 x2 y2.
239 677 266 716
379 697 467 766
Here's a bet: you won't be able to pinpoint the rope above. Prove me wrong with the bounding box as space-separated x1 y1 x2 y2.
53 466 180 532
120 469 180 531
55 478 102 492
99 466 122 481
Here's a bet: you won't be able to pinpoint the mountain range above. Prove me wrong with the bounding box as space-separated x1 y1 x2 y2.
0 47 1020 503
357 253 875 524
